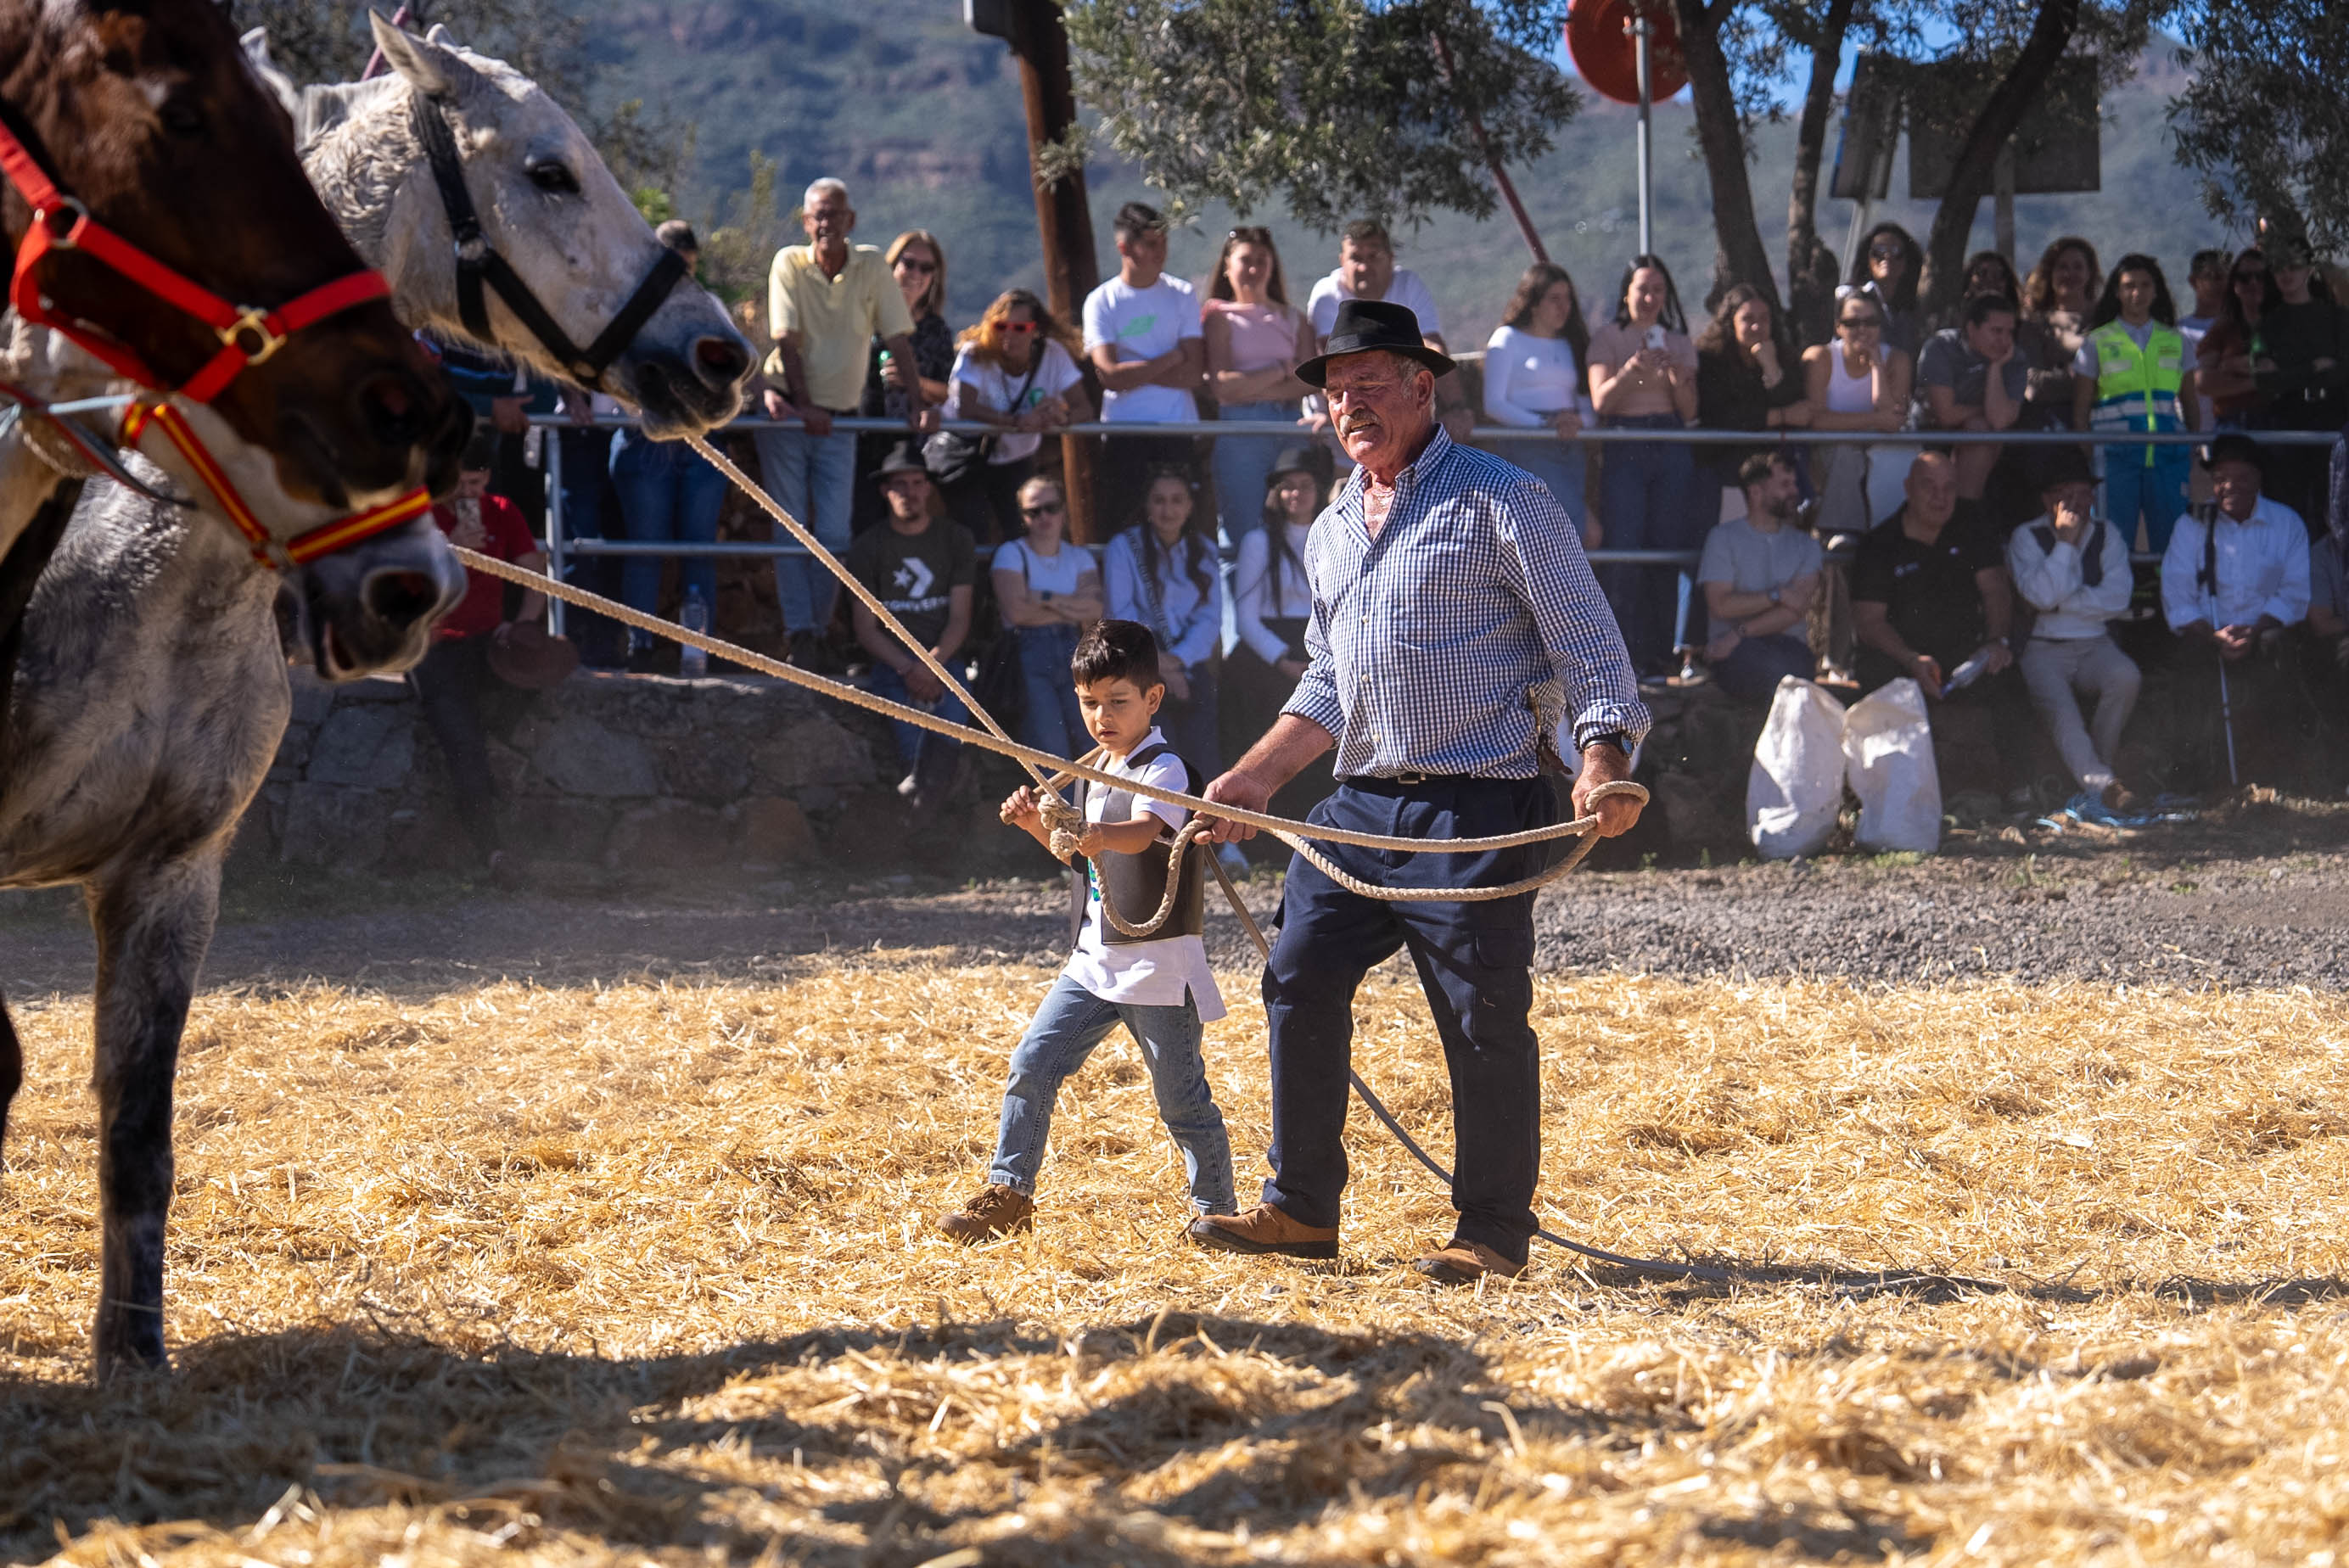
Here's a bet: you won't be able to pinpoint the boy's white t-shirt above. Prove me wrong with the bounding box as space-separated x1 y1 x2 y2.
1082 276 1203 423
1062 727 1225 1021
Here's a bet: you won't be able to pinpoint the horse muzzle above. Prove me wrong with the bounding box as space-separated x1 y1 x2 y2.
295 518 466 680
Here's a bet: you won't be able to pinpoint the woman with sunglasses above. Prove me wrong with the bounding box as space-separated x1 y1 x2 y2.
938 288 1092 544
853 232 957 533
2195 248 2277 431
1204 227 1316 549
991 473 1103 759
1803 293 1915 674
1843 222 1925 358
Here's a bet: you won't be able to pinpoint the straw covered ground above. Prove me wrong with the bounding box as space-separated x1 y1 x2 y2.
5 956 2349 1565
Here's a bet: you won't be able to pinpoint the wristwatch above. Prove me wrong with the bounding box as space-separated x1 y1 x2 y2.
1584 731 1629 758
1768 586 1782 604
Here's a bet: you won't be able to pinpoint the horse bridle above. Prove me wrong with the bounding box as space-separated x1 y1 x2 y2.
0 104 431 569
409 92 687 391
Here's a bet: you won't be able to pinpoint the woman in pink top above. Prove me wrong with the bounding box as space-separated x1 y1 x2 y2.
1204 226 1317 549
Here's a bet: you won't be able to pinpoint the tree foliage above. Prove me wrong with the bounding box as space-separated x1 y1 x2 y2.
1060 0 1578 232
2170 0 2349 249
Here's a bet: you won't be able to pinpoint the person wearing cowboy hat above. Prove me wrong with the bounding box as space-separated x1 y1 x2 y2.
2159 433 2312 791
2007 444 2142 814
1191 298 1648 1286
844 440 978 807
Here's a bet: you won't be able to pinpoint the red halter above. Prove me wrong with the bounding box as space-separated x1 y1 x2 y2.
0 113 393 402
119 400 431 572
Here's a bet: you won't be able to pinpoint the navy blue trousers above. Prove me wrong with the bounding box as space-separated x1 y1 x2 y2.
1263 775 1556 1263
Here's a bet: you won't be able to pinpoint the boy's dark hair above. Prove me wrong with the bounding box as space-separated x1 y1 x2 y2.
1963 290 2019 329
1112 202 1165 244
1737 449 1794 490
1072 619 1163 691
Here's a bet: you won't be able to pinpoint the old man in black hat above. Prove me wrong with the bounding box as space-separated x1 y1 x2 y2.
1191 298 1649 1285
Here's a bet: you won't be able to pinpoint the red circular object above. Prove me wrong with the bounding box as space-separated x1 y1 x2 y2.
1565 0 1686 106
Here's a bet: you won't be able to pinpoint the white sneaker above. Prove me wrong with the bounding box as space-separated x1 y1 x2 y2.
896 771 920 799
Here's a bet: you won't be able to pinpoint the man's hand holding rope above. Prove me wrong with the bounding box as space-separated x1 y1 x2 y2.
1573 740 1643 838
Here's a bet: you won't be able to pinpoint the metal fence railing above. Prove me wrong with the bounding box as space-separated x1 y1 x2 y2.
521 414 2339 638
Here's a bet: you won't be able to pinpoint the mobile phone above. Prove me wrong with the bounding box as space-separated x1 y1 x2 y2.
1644 325 1667 351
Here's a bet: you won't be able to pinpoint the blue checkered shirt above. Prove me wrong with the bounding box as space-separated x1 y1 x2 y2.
1281 426 1649 778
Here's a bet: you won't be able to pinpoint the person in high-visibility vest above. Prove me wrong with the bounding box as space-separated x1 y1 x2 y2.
2072 254 2201 555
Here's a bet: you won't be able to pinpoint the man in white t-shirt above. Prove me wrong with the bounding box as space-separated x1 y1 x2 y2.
1303 219 1472 441
1083 202 1204 529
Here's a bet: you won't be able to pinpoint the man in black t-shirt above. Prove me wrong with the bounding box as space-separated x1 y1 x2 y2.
846 443 978 803
1853 451 2038 804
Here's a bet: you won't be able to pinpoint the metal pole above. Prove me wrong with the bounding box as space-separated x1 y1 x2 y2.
544 425 566 638
1634 15 1654 257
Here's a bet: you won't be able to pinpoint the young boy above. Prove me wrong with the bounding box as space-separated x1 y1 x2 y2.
937 619 1236 1240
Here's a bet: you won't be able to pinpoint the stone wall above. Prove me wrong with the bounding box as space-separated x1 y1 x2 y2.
248 668 904 880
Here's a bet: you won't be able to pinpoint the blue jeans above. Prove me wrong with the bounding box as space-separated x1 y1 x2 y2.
989 972 1236 1214
1511 441 1588 531
609 429 725 630
1263 776 1556 1263
2100 440 2191 555
1211 400 1300 548
753 423 857 634
867 660 970 774
1711 630 1816 703
1015 621 1085 759
1596 417 1701 673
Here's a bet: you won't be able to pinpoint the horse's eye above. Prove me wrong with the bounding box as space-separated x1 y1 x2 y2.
160 101 205 137
529 163 580 195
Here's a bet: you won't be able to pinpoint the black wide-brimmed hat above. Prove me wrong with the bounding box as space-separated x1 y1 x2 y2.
874 440 928 480
2033 444 2095 493
2200 432 2267 475
1295 299 1455 388
1266 442 1331 485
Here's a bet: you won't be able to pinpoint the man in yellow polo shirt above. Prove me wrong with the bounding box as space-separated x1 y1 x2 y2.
759 177 932 668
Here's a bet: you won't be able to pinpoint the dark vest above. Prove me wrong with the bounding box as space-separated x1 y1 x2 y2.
1074 742 1205 945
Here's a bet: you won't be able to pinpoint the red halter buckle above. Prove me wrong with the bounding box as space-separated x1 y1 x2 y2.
119 400 432 571
0 117 392 403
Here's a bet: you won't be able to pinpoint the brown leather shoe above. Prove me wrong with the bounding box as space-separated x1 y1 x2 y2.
1186 1203 1338 1259
1413 1239 1527 1285
936 1184 1034 1244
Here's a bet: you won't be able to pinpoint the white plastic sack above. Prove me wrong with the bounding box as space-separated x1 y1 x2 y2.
1746 677 1847 860
1843 677 1942 853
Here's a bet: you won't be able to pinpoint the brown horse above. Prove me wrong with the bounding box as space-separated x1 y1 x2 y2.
0 0 468 514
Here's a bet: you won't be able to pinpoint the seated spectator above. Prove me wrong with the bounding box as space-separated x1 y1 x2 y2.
1483 261 1595 540
2195 248 2274 431
1803 290 1912 539
1103 466 1225 779
939 288 1091 545
1696 451 1821 702
1225 445 1335 848
1307 219 1472 442
848 442 978 807
1853 451 2037 805
2072 255 2200 555
2247 234 2349 535
1085 202 1205 529
854 230 956 535
991 474 1103 760
1915 294 2026 501
437 340 557 529
412 434 559 883
1843 222 1926 359
2020 236 2100 428
2008 447 2140 810
1204 226 1315 546
1936 250 2022 333
608 221 726 673
2160 434 2312 792
1588 254 1701 676
760 178 931 671
1694 283 1813 510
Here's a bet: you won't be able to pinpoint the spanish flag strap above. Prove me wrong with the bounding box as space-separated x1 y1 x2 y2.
118 400 431 571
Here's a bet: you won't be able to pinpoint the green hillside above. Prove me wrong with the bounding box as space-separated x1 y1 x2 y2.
586 3 2241 343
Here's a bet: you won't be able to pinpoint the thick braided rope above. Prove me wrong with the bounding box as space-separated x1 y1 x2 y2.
448 545 1645 865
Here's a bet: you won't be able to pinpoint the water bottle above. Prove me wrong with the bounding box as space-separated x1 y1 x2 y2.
1944 647 1993 690
679 588 709 678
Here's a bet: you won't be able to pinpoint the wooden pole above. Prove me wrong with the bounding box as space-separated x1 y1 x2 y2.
1009 0 1103 542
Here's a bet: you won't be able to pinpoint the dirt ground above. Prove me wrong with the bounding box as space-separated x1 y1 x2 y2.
3 804 2346 1565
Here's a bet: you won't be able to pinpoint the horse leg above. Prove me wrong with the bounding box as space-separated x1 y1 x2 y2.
87 850 222 1379
0 987 19 1161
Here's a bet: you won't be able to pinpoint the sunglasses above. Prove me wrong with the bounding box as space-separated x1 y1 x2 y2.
1869 244 1904 261
1839 315 1882 329
896 256 937 275
1001 320 1039 334
2234 272 2268 285
1021 501 1066 518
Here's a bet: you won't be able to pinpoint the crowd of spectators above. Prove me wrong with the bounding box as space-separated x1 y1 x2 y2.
431 180 2349 876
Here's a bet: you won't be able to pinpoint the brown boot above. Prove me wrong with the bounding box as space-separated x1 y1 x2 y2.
936 1184 1034 1244
1186 1203 1338 1260
1413 1238 1527 1285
